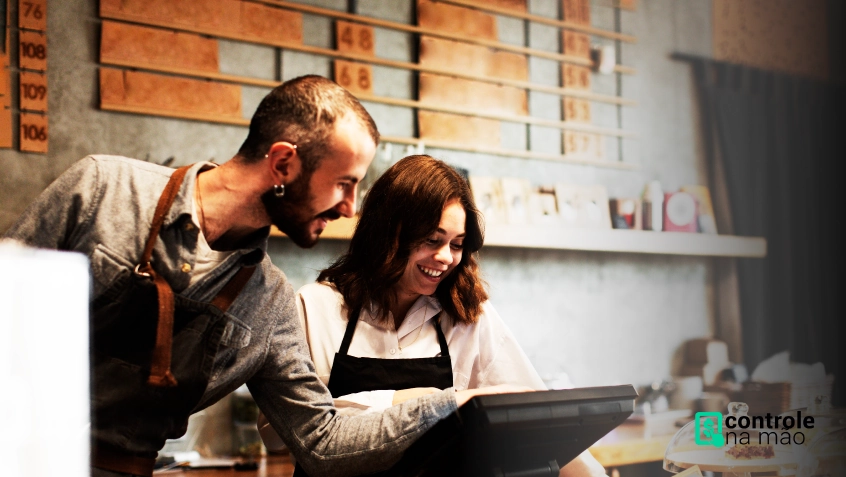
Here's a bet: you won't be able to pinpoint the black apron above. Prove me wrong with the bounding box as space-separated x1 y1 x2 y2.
90 166 255 476
293 310 454 477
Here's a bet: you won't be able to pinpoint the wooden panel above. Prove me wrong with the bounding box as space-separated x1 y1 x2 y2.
240 1 302 44
335 20 374 56
101 21 219 73
562 31 591 59
419 73 526 116
563 130 604 160
19 30 46 71
418 110 500 148
420 36 526 81
468 0 527 13
419 36 487 76
562 0 590 25
489 50 528 81
19 0 46 31
333 60 373 95
563 97 590 123
99 68 242 119
19 112 47 153
100 0 241 37
562 63 591 90
19 71 47 112
416 0 496 40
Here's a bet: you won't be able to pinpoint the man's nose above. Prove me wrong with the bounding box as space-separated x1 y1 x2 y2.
336 185 357 218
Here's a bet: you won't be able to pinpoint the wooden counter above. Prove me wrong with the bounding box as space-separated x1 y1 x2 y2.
158 422 673 476
589 421 676 468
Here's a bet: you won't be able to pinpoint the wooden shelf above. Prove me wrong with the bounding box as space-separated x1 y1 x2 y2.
271 218 767 258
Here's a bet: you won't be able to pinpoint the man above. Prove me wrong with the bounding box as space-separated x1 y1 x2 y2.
4 75 505 477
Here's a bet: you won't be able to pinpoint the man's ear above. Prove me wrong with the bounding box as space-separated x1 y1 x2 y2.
266 142 301 185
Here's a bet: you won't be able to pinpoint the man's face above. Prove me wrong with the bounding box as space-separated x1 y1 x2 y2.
263 115 375 247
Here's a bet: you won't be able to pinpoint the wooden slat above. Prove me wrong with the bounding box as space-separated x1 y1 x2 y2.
101 21 219 73
562 0 591 25
95 93 636 169
252 0 635 74
98 58 634 137
99 68 242 120
98 14 633 106
432 0 638 43
419 73 527 116
418 111 500 148
468 0 527 13
417 0 497 40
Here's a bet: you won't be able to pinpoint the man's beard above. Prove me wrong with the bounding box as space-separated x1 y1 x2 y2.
261 172 340 248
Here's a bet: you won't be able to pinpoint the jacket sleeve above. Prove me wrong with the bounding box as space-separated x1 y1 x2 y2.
3 156 101 251
247 283 458 477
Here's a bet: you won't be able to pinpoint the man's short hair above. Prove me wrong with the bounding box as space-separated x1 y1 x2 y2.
237 75 379 172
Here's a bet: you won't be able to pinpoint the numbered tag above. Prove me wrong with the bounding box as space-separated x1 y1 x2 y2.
563 131 604 160
562 64 591 90
333 60 372 96
19 31 47 71
562 0 590 25
19 0 47 31
20 112 47 153
335 21 374 57
19 71 47 112
563 98 591 123
562 31 591 59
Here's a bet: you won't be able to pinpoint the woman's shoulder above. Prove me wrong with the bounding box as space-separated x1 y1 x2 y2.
297 281 340 300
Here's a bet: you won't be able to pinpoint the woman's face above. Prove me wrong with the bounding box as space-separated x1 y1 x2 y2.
395 200 466 301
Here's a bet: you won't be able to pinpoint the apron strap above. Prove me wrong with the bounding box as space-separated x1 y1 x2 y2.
141 165 192 388
337 309 449 358
433 312 450 358
211 266 256 312
139 166 255 387
338 312 359 356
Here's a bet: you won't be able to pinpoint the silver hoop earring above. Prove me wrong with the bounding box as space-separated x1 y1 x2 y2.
273 184 285 198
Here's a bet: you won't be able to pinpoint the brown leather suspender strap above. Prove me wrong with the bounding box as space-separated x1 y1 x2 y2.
138 165 191 388
211 266 257 312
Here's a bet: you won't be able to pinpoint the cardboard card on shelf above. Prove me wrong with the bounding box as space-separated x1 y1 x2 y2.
555 184 612 229
500 177 531 225
469 176 507 226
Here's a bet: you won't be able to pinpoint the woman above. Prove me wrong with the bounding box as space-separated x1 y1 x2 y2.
260 155 606 476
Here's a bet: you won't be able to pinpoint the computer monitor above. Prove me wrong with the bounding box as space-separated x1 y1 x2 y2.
382 384 637 477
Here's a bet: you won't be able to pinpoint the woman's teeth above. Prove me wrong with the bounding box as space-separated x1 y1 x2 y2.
418 265 443 277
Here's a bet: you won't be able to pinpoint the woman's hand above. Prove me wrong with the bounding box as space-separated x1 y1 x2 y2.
455 384 535 407
392 387 441 405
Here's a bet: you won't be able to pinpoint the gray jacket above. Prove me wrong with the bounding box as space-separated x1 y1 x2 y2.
4 155 458 476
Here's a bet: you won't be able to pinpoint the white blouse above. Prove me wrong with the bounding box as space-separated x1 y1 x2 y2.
259 282 545 451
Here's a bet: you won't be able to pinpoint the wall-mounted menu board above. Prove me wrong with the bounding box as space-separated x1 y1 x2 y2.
97 0 638 169
0 0 49 152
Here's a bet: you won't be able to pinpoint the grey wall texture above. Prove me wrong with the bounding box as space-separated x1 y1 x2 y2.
1 0 717 389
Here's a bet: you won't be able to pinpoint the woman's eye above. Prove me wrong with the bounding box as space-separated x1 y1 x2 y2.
425 238 439 245
450 242 464 250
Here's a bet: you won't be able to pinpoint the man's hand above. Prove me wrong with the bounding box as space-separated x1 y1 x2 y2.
392 387 440 405
455 384 534 407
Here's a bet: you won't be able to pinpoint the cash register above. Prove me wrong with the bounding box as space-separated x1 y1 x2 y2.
380 384 638 477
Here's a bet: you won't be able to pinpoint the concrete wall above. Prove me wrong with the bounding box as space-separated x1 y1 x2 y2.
1 0 716 389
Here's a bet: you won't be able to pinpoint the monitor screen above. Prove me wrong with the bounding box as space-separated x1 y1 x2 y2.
382 385 637 477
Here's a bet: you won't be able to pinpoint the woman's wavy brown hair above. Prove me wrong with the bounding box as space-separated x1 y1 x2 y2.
317 155 488 325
